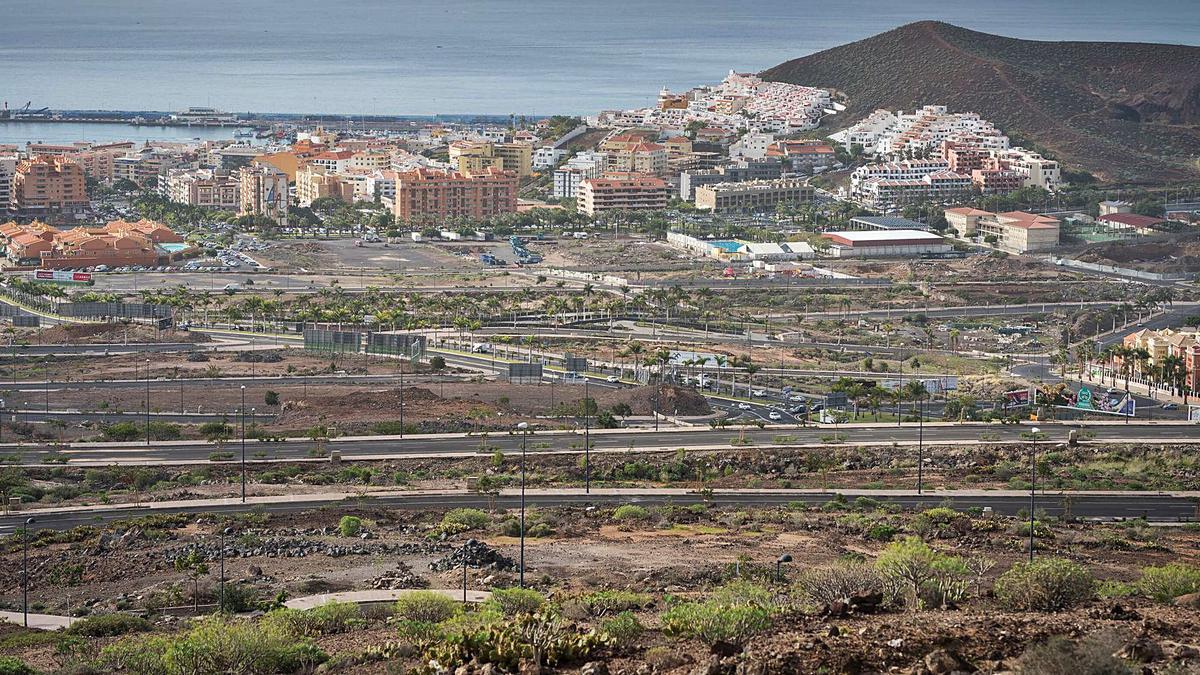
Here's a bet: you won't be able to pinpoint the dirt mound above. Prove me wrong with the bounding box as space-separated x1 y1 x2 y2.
1076 233 1200 272
33 322 205 345
598 385 712 417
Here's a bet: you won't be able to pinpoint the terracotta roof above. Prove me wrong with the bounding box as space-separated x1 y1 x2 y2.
1097 213 1166 228
997 211 1060 230
944 207 992 216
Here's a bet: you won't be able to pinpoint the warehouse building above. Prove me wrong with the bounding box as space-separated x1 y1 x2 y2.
820 229 951 258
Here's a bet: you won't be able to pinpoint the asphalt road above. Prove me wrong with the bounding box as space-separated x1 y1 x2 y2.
5 422 1197 466
3 488 1196 535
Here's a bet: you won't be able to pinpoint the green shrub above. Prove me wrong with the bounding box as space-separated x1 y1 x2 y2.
600 611 644 644
1017 630 1132 675
612 505 650 522
581 590 652 616
660 581 775 645
65 613 152 637
797 561 888 605
1136 563 1200 602
262 602 364 637
393 591 461 623
98 616 326 674
0 656 34 675
338 515 363 537
484 587 545 616
437 508 491 535
875 536 968 609
994 558 1095 611
425 609 604 669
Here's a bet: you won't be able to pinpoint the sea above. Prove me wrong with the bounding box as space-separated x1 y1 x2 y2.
0 0 1196 143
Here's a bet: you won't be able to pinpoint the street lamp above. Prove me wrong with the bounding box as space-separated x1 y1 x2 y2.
917 396 925 494
240 385 246 503
584 373 590 494
517 421 529 588
1028 426 1040 561
218 527 233 612
775 553 793 583
462 538 477 603
145 358 151 446
22 516 34 627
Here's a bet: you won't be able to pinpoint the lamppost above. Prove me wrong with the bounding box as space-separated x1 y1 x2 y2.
22 516 34 627
917 396 924 494
775 553 793 583
145 358 151 446
240 385 246 503
462 538 477 603
1028 426 1040 562
218 527 232 612
517 421 529 588
584 373 590 494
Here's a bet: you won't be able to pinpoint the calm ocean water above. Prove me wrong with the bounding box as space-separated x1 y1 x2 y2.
0 0 1196 119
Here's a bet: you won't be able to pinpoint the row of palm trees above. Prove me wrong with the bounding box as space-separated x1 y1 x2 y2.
1079 342 1191 404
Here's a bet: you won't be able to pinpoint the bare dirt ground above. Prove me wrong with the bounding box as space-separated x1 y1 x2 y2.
2 502 1199 673
10 324 208 346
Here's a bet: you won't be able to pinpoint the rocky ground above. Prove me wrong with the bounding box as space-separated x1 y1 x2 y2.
1 502 1199 673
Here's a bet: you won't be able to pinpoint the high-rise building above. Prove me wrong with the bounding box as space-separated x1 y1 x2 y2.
577 173 667 215
393 167 518 223
238 164 289 226
161 168 240 209
10 156 89 222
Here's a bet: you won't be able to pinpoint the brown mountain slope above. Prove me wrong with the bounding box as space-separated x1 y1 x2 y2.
761 21 1200 183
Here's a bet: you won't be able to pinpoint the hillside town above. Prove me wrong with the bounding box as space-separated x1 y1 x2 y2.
1 26 1200 674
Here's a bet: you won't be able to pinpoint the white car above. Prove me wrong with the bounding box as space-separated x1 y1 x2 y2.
737 402 752 410
768 411 782 421
751 389 766 397
605 375 619 383
788 394 805 402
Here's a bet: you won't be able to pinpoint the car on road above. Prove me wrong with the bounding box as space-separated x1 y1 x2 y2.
1161 402 1179 410
605 375 619 383
767 411 782 420
737 402 752 410
788 404 807 414
788 394 805 402
751 389 766 397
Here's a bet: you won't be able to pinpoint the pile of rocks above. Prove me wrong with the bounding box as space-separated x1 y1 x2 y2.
430 540 514 572
369 562 429 590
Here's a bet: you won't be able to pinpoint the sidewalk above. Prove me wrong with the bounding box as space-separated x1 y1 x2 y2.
285 588 490 610
0 610 75 630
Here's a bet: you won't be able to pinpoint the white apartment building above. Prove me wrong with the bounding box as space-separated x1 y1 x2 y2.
854 169 972 211
552 151 606 199
0 154 17 211
729 132 776 160
832 105 1008 157
161 168 240 210
533 147 567 170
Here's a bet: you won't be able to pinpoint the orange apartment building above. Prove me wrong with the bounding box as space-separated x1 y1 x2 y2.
393 167 518 223
10 156 89 222
0 218 189 269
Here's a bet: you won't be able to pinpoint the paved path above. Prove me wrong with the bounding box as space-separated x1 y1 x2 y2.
0 610 75 630
285 588 491 609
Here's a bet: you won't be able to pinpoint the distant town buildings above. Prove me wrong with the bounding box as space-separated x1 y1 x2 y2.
850 160 971 210
598 71 833 135
448 141 534 177
552 152 607 200
577 173 667 215
944 207 1060 253
1121 328 1200 392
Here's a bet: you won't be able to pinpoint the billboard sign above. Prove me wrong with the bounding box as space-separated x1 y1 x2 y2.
1057 385 1135 417
34 270 91 283
1004 389 1031 406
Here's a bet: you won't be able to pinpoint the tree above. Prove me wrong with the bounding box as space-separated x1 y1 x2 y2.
174 549 210 612
429 355 446 371
264 390 280 406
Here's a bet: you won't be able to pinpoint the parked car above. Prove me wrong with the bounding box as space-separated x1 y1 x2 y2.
605 375 619 383
768 411 782 421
